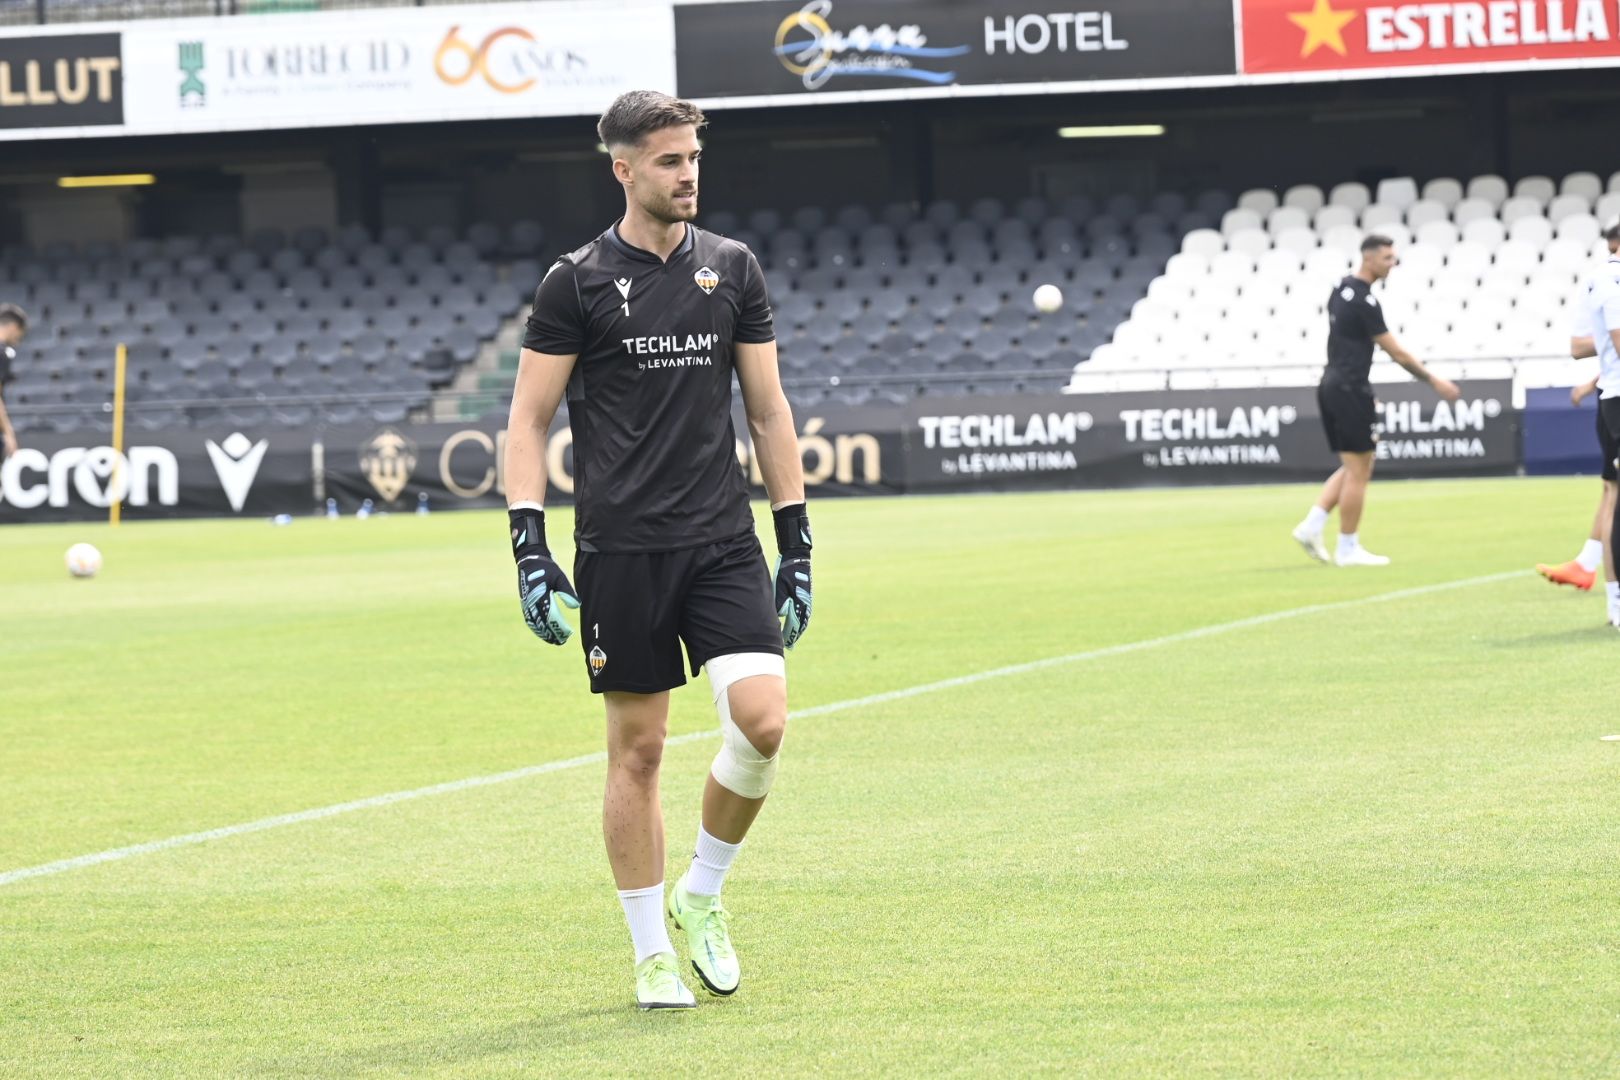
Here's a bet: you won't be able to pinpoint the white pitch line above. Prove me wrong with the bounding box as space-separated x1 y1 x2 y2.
0 569 1524 889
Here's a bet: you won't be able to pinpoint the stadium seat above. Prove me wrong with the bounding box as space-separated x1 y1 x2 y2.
1283 184 1325 214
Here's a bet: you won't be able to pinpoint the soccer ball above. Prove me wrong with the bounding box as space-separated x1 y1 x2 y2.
65 543 102 579
1033 283 1064 313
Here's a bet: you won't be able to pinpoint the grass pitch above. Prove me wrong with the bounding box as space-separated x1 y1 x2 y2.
2 479 1618 1077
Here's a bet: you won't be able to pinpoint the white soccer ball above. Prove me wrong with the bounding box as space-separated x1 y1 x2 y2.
65 542 102 579
1033 283 1064 314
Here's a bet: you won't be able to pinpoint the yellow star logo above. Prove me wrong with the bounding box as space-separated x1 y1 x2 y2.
1288 0 1358 57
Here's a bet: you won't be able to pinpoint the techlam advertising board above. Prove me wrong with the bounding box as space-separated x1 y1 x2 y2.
1241 0 1620 77
675 0 1236 103
903 381 1517 491
0 384 1513 522
61 0 672 140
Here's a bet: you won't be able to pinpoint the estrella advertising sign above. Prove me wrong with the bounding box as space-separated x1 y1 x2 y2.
1241 0 1620 75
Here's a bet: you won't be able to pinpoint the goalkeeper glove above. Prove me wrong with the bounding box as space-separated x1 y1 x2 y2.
509 506 580 646
772 502 812 649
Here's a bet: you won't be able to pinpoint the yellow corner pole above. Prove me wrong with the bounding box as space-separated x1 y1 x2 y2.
109 342 128 527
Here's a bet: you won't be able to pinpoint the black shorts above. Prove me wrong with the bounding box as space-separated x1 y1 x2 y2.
1600 398 1620 483
1597 399 1620 482
1318 377 1378 455
573 530 783 695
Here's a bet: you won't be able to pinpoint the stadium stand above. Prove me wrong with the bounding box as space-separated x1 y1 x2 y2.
0 221 545 433
7 168 1619 429
738 191 1223 409
1067 169 1620 396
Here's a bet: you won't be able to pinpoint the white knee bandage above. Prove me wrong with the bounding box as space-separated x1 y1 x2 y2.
705 652 786 799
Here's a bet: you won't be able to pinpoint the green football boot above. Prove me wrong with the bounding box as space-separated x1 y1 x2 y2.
668 876 740 996
634 952 696 1010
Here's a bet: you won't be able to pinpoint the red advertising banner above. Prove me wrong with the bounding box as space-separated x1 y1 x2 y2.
1242 0 1620 74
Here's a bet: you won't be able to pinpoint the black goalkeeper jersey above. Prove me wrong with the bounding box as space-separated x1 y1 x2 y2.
522 222 775 553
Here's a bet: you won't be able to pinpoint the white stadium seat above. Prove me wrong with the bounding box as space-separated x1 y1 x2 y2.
1361 204 1403 230
1163 252 1209 281
1148 276 1195 307
1314 204 1358 233
1481 263 1529 292
1112 319 1157 352
1547 194 1591 223
1609 170 1620 193
1329 181 1371 212
1227 228 1272 259
1322 224 1364 256
1376 177 1419 211
1396 242 1445 279
1415 220 1461 250
1421 177 1464 209
1182 229 1224 260
1561 171 1603 202
1256 247 1305 280
1430 272 1477 301
1221 208 1263 236
1274 227 1318 258
1305 245 1353 283
1557 213 1600 245
1267 206 1310 235
1283 184 1325 214
1131 297 1174 325
1507 216 1554 251
1446 241 1493 278
1492 238 1539 274
1405 200 1449 230
1452 198 1498 229
1460 217 1507 250
1466 175 1509 208
1189 278 1240 308
1513 175 1557 206
1541 237 1591 276
1596 192 1620 224
1498 196 1543 226
1381 223 1413 248
1238 187 1280 216
1210 250 1258 279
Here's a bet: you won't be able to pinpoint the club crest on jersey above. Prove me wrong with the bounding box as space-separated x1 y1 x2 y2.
589 645 608 677
693 266 719 295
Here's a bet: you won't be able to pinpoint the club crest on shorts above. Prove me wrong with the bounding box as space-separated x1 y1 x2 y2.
693 266 719 295
589 645 608 677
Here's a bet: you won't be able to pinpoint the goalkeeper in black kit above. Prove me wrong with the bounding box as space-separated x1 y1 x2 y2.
503 90 812 1010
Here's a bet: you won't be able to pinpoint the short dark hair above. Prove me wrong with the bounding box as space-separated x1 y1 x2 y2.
1603 217 1620 242
597 90 706 151
1360 234 1394 254
0 303 27 329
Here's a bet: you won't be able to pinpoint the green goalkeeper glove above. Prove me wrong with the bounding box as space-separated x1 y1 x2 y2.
509 506 580 646
772 503 812 649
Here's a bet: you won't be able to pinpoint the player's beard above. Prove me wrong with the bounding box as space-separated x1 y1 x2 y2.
641 186 698 225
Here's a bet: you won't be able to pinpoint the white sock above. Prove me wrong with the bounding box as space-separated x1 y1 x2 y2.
1607 581 1619 604
685 825 742 899
617 883 673 963
1300 506 1329 535
1577 538 1604 572
1337 531 1359 557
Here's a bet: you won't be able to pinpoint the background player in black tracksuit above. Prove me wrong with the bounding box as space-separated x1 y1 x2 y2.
1291 235 1459 567
503 92 811 1010
0 304 28 461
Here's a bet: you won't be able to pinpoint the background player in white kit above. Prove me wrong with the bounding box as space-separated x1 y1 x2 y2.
1577 223 1620 626
503 92 813 1009
1536 219 1620 594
